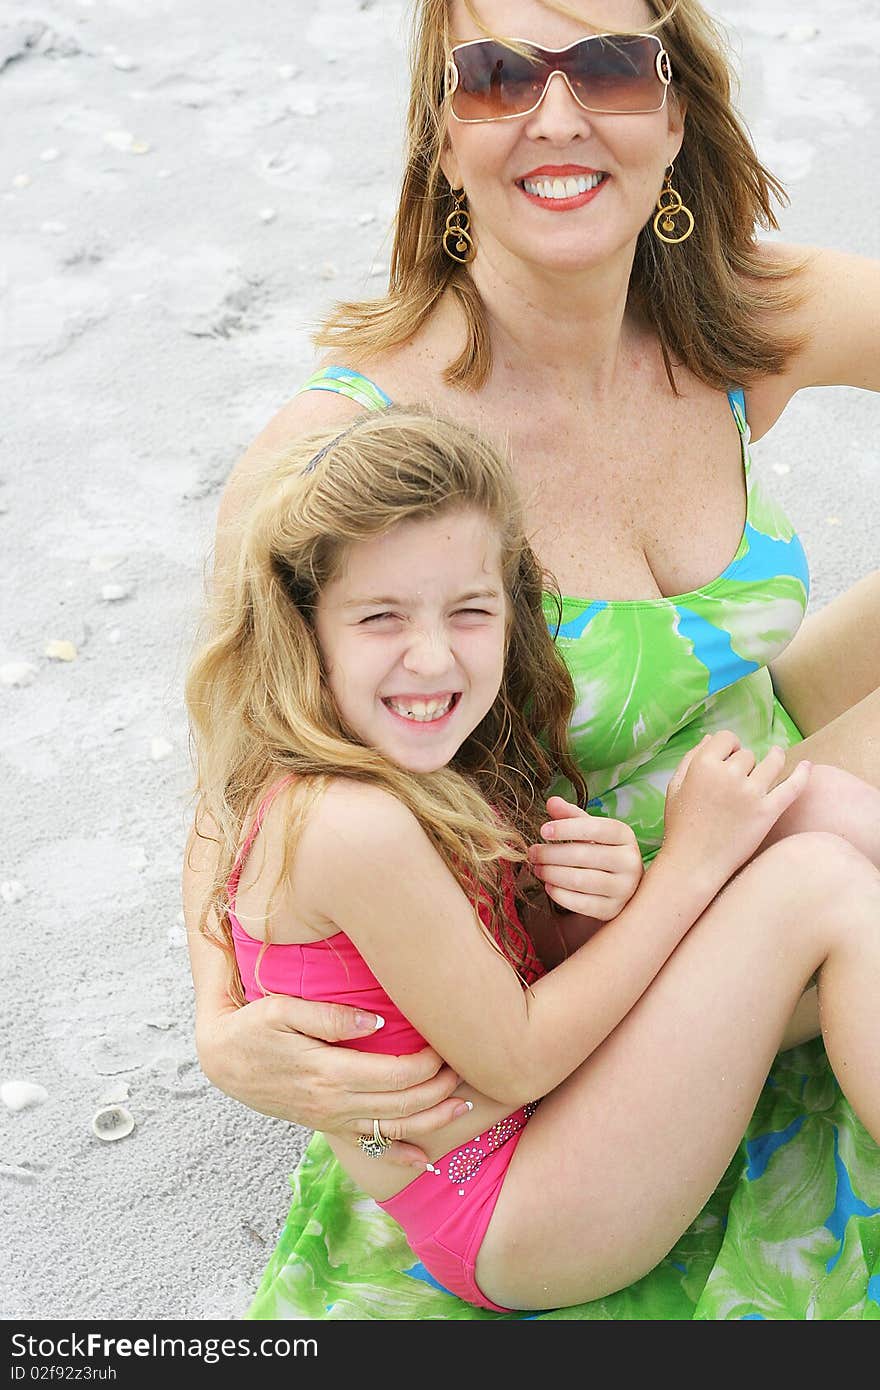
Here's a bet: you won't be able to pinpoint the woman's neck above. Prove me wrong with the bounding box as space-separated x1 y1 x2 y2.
468 238 639 396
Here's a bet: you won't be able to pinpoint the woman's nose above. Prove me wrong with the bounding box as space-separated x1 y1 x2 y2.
523 69 594 140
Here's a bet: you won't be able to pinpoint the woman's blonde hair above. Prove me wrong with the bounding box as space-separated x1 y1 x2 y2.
316 0 807 392
186 408 587 1004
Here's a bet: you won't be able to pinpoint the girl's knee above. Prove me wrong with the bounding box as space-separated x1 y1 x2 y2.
770 762 877 843
749 831 876 905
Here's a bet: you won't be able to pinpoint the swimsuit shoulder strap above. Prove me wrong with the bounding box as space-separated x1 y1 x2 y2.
726 386 748 436
298 365 393 412
226 776 297 911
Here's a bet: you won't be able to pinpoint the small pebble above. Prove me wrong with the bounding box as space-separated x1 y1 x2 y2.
157 168 172 179
826 515 841 526
368 262 388 278
106 627 121 644
319 262 338 279
784 25 819 42
150 736 174 761
12 174 31 189
356 211 376 225
0 661 38 687
100 583 131 602
0 881 27 905
130 142 151 155
259 207 278 224
40 148 61 162
89 554 122 572
127 848 148 871
277 64 299 79
771 463 791 476
112 55 138 71
45 640 77 661
1 1081 49 1112
41 220 68 235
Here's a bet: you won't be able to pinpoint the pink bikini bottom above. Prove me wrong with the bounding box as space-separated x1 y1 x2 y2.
378 1101 538 1313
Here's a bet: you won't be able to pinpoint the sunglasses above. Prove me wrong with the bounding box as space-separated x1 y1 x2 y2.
446 32 672 122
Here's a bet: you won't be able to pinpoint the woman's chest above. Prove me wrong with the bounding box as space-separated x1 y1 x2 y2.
505 400 749 602
393 357 751 603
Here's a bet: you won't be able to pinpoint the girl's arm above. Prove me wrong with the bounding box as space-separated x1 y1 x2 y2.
298 737 811 1108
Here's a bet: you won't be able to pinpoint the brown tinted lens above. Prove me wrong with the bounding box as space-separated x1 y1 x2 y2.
451 35 665 120
452 42 550 120
563 35 665 113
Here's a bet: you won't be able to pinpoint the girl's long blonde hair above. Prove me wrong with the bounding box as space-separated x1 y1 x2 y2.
186 408 587 1004
316 0 807 391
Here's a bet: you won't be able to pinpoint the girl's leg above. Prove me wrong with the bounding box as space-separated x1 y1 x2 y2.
763 762 880 868
762 761 880 1050
477 833 880 1311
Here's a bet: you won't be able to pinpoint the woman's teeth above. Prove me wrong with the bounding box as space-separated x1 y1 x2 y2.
522 172 606 199
384 695 456 722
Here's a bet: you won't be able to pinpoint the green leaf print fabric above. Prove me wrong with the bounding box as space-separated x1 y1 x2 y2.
244 371 879 1320
248 1041 880 1320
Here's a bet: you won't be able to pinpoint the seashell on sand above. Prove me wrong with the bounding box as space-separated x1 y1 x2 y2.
91 1105 135 1142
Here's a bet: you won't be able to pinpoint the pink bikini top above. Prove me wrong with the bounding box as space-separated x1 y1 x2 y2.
227 778 544 1056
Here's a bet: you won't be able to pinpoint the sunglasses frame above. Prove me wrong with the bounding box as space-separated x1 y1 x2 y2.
446 32 672 123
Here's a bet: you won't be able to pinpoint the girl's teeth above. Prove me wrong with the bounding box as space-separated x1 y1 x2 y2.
522 172 605 199
386 696 454 722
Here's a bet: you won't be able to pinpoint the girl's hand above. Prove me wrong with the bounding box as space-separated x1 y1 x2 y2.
526 797 644 918
196 993 465 1168
662 732 812 883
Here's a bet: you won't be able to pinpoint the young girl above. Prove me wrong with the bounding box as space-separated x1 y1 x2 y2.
185 408 880 1314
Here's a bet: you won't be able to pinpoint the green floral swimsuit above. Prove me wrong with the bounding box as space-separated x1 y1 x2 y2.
299 366 808 859
245 366 880 1321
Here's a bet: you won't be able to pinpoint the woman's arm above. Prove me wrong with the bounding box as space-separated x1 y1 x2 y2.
743 247 880 786
302 741 810 1108
747 245 880 439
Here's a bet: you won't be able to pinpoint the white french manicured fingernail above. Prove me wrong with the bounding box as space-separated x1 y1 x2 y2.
464 1100 473 1110
426 1163 437 1172
373 1014 385 1031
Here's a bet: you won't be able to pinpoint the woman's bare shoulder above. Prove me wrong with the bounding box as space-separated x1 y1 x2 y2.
212 356 381 573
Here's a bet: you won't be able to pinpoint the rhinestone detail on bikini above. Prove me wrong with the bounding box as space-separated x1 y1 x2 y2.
430 1101 539 1195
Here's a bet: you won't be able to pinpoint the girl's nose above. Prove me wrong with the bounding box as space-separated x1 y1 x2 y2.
402 629 454 676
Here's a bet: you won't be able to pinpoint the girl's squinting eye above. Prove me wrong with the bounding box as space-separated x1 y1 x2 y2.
455 607 494 619
359 611 399 625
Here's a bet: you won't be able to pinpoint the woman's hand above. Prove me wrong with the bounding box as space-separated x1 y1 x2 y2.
526 797 644 918
196 993 466 1168
663 731 812 883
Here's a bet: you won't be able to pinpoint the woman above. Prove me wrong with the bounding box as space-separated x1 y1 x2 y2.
185 0 880 1317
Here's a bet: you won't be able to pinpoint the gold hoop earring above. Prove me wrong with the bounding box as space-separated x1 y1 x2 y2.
652 164 695 244
442 188 475 264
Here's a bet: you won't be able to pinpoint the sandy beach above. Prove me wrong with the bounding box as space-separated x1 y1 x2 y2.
1 0 877 1323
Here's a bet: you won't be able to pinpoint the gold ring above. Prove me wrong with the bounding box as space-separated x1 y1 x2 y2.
357 1118 392 1160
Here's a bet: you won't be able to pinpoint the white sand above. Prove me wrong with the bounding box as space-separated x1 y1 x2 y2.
1 0 877 1321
